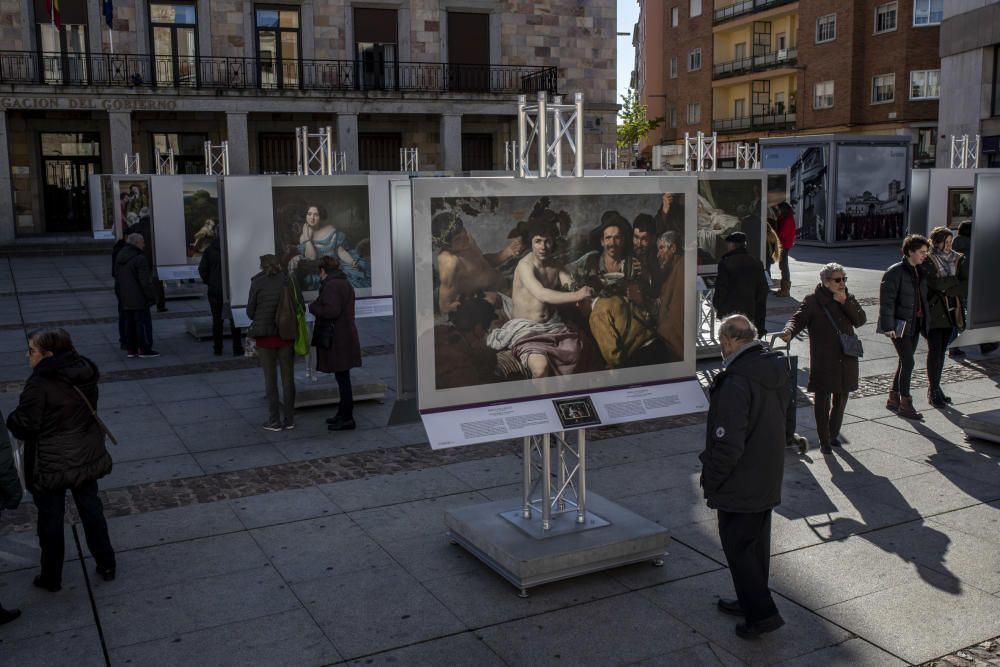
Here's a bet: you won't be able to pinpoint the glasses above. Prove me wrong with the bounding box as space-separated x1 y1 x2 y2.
829 277 847 283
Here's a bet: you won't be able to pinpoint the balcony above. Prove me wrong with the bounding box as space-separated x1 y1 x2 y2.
0 51 558 96
713 0 797 24
713 48 797 80
712 111 796 133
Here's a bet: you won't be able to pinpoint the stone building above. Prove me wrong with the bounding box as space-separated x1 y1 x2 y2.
0 0 617 241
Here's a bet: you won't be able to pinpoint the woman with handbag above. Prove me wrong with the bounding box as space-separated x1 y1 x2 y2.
780 263 867 454
310 256 362 432
1 412 24 623
924 226 968 408
5 328 116 592
247 254 298 431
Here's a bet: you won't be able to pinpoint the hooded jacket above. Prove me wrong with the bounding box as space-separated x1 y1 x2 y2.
6 352 112 492
713 246 768 336
114 243 157 310
700 342 788 513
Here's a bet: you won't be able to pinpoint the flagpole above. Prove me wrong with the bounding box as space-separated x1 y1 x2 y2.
109 25 114 55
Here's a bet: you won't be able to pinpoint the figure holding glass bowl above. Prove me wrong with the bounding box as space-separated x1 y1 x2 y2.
291 205 371 291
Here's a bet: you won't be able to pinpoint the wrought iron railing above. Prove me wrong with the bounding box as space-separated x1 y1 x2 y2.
712 48 797 79
713 0 798 24
0 50 558 95
712 112 796 133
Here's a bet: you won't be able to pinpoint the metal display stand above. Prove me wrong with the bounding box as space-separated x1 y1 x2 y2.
124 153 141 174
736 143 760 170
444 93 670 596
504 141 519 172
950 135 980 169
296 126 334 176
154 148 175 175
400 147 420 173
205 141 230 175
695 278 721 359
684 131 717 172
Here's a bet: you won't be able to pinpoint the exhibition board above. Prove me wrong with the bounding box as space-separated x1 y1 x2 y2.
963 173 1000 333
912 168 991 237
149 175 223 281
88 175 151 241
695 171 768 274
410 175 701 446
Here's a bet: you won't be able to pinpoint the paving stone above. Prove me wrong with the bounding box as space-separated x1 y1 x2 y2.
230 486 342 529
849 469 999 518
439 454 525 489
102 454 205 490
929 501 1000 547
109 432 189 464
344 632 504 666
319 467 472 512
138 376 220 402
588 453 704 500
835 419 955 461
155 396 242 426
292 563 465 659
375 531 485 583
194 443 289 475
0 624 105 667
617 482 718 530
775 638 908 666
106 501 244 551
349 492 488 544
0 567 94 641
173 418 271 452
630 642 747 667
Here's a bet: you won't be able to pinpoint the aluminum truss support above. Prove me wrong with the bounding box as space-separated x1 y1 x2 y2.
154 149 175 175
296 126 335 176
735 143 760 170
123 153 140 175
950 135 980 169
400 147 420 173
204 141 230 175
683 131 718 172
517 91 585 178
521 430 587 531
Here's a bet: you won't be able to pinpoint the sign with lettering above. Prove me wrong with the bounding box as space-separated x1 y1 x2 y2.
0 96 178 111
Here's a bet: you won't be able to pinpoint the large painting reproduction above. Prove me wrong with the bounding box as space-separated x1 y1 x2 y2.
947 188 974 230
835 145 908 241
270 176 372 297
183 178 221 265
763 145 829 242
116 178 151 235
412 176 698 412
696 175 765 273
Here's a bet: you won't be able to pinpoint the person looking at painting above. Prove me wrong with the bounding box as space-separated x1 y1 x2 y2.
310 256 362 432
296 205 370 290
432 211 521 314
114 233 160 359
198 227 242 357
247 255 297 432
486 219 593 378
774 202 796 297
924 227 967 408
713 232 768 339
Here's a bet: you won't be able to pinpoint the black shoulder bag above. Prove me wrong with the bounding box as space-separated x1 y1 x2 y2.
72 386 119 446
820 303 864 358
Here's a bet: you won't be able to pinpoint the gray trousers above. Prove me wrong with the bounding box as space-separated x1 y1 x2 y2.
258 345 296 424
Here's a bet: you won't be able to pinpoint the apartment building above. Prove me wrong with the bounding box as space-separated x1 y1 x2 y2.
0 0 617 241
641 0 942 167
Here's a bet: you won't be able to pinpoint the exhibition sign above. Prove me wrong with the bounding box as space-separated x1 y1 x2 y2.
410 176 703 446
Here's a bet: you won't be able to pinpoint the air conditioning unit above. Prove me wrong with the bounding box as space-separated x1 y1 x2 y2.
776 49 787 61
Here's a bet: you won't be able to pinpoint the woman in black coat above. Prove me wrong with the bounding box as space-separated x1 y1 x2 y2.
780 263 866 454
0 412 24 623
6 328 116 592
310 256 362 431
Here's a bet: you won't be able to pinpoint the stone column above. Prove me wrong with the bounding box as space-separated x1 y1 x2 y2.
108 111 132 173
440 113 462 172
0 111 14 243
225 112 250 175
337 113 359 173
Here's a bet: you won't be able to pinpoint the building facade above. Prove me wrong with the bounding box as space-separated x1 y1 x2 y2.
0 0 617 241
936 0 1000 167
642 0 942 167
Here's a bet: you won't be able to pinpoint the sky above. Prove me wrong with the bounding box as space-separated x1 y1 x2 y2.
616 0 640 119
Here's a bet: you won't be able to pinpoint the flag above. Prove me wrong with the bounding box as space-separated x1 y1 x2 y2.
103 0 113 28
45 0 60 30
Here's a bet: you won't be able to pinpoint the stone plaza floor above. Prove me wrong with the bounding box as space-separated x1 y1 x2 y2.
0 245 999 666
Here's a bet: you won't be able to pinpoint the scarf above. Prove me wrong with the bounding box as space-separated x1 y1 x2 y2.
928 246 961 277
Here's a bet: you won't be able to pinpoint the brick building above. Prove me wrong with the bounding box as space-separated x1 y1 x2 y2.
0 0 617 241
637 0 942 167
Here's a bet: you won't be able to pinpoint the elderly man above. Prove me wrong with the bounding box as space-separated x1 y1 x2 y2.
713 231 768 337
114 233 159 358
655 231 684 361
701 315 788 639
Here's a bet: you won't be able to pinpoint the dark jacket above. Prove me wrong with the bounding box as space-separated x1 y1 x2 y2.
700 342 788 513
925 255 968 331
878 260 929 336
953 223 971 257
114 243 156 310
6 352 112 493
713 247 768 336
198 237 224 301
246 271 288 338
310 270 362 373
784 284 867 394
0 413 23 511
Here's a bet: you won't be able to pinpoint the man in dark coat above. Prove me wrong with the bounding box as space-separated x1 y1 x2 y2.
126 214 167 312
701 314 788 639
114 233 159 358
310 257 362 431
198 234 242 356
713 232 768 337
0 413 23 623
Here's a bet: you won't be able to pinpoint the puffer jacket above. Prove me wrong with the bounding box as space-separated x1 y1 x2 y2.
114 244 156 310
246 271 288 338
878 260 929 336
0 413 23 510
700 341 789 513
925 255 968 331
6 352 112 493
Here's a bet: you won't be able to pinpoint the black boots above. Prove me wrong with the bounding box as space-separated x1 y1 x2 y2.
0 605 21 625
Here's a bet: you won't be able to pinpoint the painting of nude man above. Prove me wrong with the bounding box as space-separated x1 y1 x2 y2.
412 177 698 412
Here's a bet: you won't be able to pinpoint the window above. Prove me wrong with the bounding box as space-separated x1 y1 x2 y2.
355 7 398 90
816 14 836 43
670 107 677 128
150 3 198 86
814 80 834 108
875 2 897 33
776 33 786 51
256 7 301 89
669 56 677 78
688 48 701 71
872 73 895 103
910 69 940 99
33 0 88 84
687 102 700 124
734 42 747 61
913 0 943 26
152 133 208 174
775 92 786 113
690 0 701 17
671 7 678 27
916 127 937 166
734 98 746 118
448 12 491 91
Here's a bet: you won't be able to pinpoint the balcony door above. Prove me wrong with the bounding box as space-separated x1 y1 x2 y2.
34 0 88 85
40 132 101 233
150 3 198 87
256 7 300 89
354 8 397 90
447 12 490 92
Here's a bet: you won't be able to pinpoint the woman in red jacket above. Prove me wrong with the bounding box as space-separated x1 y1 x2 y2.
775 202 796 297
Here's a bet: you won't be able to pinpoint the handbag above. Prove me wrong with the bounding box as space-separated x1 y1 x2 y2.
312 320 335 350
291 283 310 357
820 303 864 358
275 278 298 341
947 296 966 332
72 386 119 447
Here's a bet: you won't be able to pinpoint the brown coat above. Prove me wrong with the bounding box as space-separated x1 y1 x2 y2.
309 271 362 373
656 257 684 360
784 284 867 394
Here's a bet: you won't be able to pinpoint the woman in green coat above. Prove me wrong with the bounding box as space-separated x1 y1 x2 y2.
0 413 24 624
924 226 968 408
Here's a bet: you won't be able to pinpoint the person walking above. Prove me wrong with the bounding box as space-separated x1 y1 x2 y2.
198 233 242 356
879 234 930 420
925 227 967 407
114 233 159 359
0 412 24 623
779 263 866 454
713 231 768 338
774 202 796 297
701 315 788 639
310 257 362 431
5 328 116 592
246 255 297 431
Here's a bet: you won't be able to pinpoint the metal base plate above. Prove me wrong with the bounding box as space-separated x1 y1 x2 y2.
445 492 670 592
499 508 610 540
293 369 386 408
961 409 1000 444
